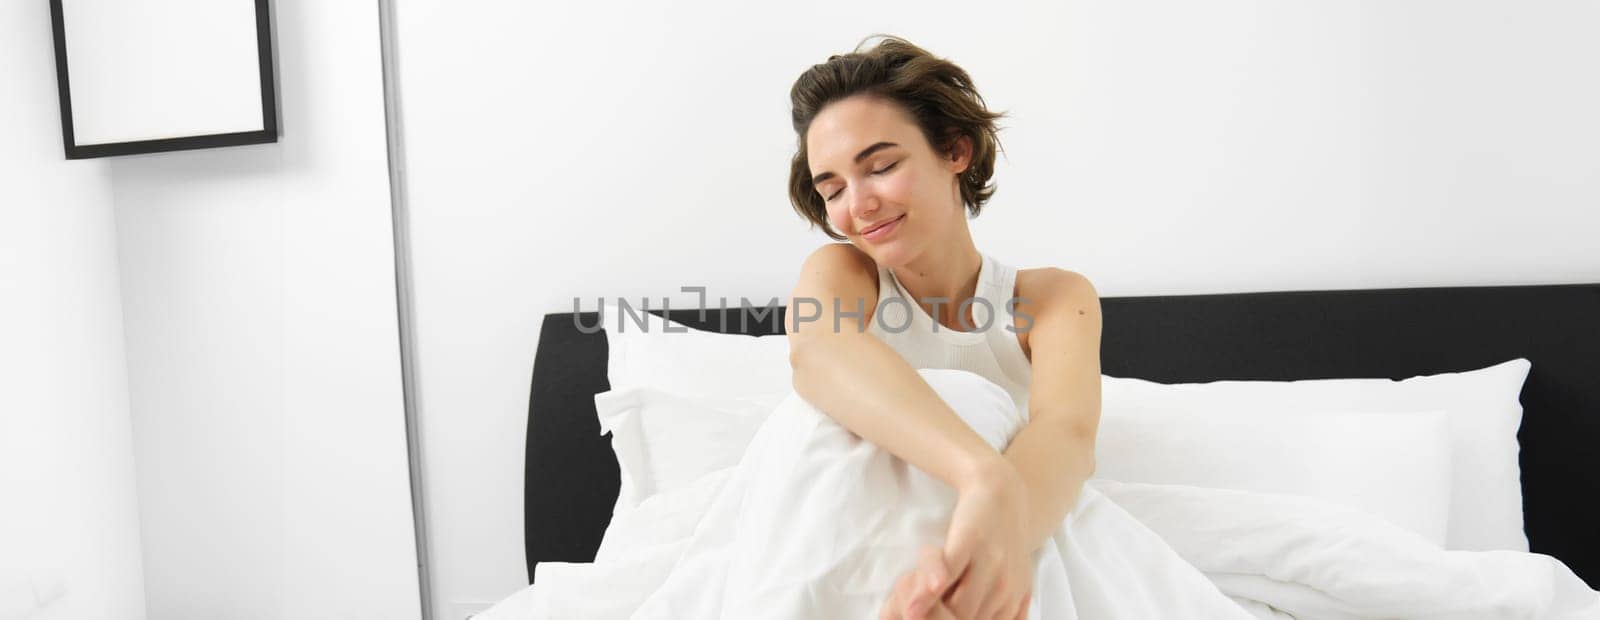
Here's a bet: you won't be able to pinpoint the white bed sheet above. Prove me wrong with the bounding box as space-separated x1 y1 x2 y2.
481 370 1599 619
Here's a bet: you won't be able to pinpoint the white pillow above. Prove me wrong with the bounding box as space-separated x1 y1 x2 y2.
590 368 1018 559
1101 358 1532 551
593 367 1014 517
604 311 792 403
1093 408 1453 545
594 386 773 513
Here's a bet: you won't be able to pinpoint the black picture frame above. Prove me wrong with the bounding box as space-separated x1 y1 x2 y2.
49 0 279 160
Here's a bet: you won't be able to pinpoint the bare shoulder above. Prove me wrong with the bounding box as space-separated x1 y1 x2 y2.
800 242 877 278
1016 267 1099 309
795 243 879 299
1011 267 1101 358
789 243 880 341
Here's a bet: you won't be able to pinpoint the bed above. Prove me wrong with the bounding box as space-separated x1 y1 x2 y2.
523 281 1600 599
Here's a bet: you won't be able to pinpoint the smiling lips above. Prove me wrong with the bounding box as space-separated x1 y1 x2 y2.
860 215 904 240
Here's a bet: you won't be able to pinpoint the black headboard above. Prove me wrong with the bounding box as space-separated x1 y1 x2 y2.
526 282 1600 588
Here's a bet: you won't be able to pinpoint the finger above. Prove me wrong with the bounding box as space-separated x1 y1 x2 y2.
918 545 952 594
938 551 974 614
974 574 1010 620
927 599 961 620
882 572 917 620
905 581 937 620
943 535 975 582
942 522 979 578
994 585 1026 620
946 556 999 619
908 571 947 620
1012 590 1032 620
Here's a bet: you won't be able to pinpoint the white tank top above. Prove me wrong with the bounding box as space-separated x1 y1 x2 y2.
865 252 1034 417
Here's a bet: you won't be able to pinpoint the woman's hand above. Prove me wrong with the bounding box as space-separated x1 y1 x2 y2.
879 546 958 620
942 460 1035 619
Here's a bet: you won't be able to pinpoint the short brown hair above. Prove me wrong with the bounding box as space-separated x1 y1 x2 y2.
787 34 1007 241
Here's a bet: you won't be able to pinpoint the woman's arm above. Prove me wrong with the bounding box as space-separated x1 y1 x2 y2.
786 243 1008 491
873 265 1101 620
1001 268 1103 551
917 268 1102 620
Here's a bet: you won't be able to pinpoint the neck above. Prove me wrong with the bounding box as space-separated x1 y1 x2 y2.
890 235 983 331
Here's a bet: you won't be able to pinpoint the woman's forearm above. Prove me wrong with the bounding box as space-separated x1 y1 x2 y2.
1001 416 1096 551
789 331 1006 491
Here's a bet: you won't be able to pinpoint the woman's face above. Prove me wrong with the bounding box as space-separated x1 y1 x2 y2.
805 94 971 266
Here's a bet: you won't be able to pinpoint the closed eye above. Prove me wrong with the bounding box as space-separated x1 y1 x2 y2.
824 161 901 202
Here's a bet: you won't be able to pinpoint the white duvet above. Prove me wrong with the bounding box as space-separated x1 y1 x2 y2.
482 369 1599 619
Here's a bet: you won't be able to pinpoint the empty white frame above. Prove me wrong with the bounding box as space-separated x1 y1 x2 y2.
49 0 277 159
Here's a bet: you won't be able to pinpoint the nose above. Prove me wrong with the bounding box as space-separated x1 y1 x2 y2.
847 182 880 224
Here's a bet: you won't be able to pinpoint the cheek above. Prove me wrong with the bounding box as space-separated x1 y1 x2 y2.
825 202 852 234
881 165 920 202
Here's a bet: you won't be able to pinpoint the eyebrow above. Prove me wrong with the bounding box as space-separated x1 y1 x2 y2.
810 141 900 186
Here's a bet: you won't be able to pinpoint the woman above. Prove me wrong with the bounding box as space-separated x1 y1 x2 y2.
505 34 1256 620
784 35 1104 620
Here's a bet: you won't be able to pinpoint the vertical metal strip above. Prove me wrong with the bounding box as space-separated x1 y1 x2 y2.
375 1 434 618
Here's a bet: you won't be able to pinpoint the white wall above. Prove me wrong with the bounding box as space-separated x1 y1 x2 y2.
109 1 422 618
392 1 1600 617
0 2 145 619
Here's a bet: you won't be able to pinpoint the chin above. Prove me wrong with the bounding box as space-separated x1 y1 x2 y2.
857 240 911 270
